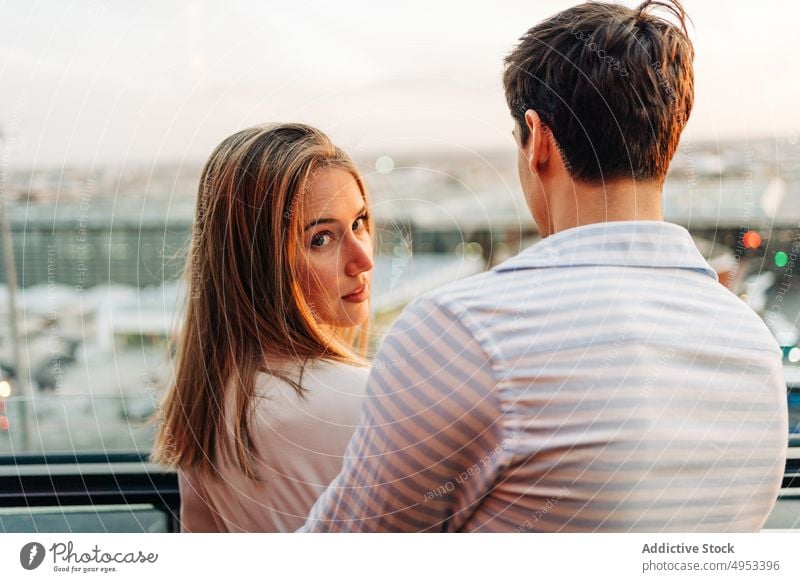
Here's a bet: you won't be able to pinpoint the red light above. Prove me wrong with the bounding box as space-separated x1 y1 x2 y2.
742 231 762 249
0 416 9 431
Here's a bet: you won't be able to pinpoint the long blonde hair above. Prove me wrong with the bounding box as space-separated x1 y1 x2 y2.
151 123 371 479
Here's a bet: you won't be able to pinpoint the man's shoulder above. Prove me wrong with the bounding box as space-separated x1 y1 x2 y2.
412 267 509 313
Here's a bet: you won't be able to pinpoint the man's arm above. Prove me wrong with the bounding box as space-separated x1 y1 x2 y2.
300 296 507 532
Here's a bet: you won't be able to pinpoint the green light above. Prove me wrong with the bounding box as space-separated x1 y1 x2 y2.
775 251 789 268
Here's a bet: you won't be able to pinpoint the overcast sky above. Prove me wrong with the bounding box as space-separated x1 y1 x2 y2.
1 0 798 168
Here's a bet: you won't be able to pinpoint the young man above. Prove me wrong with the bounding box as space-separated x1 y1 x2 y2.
300 0 788 532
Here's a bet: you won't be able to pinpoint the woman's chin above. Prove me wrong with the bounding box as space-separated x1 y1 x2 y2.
332 304 370 328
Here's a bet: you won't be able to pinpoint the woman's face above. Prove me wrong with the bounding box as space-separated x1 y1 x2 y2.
298 167 374 328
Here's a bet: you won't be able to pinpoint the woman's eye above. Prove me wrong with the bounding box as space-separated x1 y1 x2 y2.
352 215 368 231
310 232 333 248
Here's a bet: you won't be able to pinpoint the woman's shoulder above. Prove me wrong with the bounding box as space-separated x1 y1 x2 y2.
255 358 370 397
251 358 370 428
306 358 370 382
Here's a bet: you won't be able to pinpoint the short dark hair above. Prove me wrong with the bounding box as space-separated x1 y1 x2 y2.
503 0 694 183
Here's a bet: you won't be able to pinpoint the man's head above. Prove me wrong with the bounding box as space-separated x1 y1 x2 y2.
503 1 693 235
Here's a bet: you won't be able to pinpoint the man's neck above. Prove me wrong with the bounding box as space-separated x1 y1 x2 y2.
549 178 664 235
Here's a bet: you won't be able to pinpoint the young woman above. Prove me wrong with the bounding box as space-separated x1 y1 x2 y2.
151 123 374 532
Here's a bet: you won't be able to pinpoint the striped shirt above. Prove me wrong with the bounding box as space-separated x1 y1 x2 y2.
300 220 788 532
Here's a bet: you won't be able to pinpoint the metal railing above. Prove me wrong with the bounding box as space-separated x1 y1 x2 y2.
0 452 178 532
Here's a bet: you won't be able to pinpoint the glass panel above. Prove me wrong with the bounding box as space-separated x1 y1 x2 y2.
0 505 170 533
789 388 800 436
0 394 156 454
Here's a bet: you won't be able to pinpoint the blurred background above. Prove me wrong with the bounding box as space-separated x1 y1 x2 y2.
0 0 798 466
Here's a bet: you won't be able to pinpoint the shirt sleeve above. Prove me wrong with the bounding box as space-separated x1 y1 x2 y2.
178 470 226 532
299 296 507 532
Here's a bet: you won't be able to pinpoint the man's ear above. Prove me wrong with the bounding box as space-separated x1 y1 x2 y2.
523 109 551 174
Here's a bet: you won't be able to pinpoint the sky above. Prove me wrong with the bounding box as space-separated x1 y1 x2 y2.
1 0 798 168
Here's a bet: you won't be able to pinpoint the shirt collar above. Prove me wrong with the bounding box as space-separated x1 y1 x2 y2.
492 220 718 281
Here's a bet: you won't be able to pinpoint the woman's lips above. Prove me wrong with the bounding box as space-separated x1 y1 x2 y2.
342 284 369 303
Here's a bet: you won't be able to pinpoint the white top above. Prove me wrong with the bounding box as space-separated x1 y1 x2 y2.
302 221 788 532
178 359 369 532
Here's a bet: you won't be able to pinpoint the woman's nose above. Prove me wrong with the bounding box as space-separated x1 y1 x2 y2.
344 233 374 277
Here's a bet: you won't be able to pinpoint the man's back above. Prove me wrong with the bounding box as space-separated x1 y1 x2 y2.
441 221 787 531
301 221 787 532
